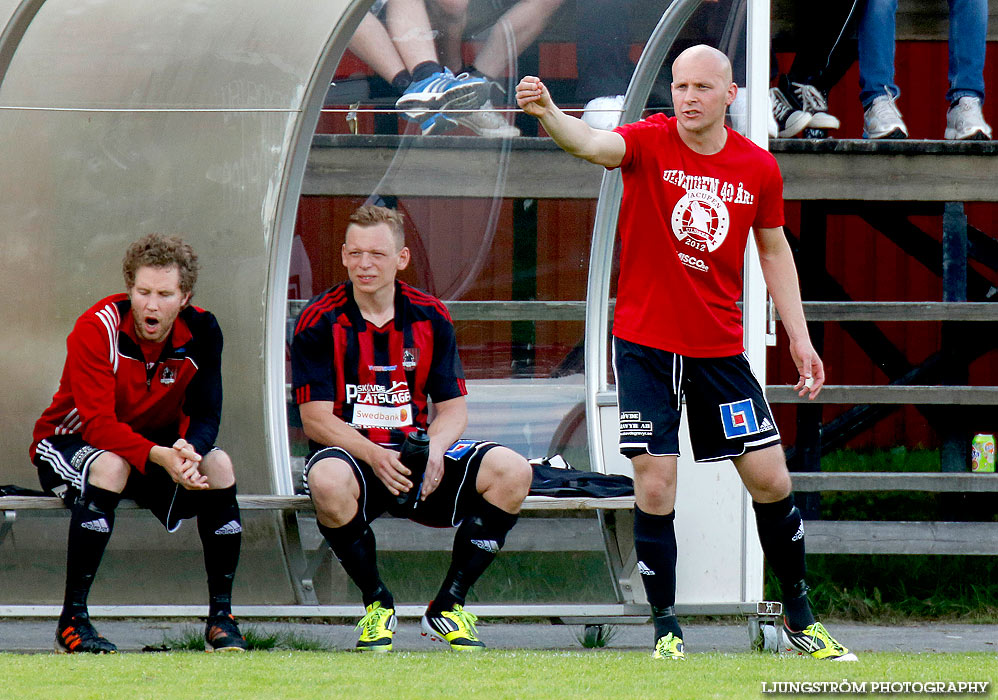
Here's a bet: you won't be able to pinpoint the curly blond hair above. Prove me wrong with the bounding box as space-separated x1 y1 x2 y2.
122 234 199 295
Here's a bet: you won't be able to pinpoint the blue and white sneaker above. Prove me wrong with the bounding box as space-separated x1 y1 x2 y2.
396 69 490 122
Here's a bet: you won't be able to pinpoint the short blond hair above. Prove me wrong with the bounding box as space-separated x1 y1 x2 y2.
348 205 406 250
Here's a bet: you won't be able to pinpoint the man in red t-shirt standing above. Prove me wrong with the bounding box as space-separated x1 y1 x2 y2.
517 45 856 661
30 235 246 654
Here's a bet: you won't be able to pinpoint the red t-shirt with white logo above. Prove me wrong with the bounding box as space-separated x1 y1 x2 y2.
611 114 784 357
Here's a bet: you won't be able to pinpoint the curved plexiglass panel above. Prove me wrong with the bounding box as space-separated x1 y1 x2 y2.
0 0 354 605
287 0 690 604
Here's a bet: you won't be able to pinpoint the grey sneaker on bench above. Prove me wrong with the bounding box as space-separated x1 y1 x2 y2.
945 96 992 140
863 93 908 139
453 100 520 137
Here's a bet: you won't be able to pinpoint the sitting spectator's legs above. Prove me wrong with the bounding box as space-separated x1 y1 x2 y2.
857 0 899 107
349 12 411 91
470 0 565 80
858 0 908 138
947 0 987 104
386 0 444 75
428 0 469 72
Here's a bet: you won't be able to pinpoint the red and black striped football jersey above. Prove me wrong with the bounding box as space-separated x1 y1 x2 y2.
291 281 467 449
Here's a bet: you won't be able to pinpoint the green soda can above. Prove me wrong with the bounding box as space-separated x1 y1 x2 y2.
971 434 995 473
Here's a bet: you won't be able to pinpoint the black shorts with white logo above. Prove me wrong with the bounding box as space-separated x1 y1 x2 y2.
33 433 220 532
613 337 781 462
303 439 500 528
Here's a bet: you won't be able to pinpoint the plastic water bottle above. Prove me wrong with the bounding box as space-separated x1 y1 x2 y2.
396 428 430 508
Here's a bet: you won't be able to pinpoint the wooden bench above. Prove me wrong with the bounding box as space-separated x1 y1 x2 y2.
4 470 997 609
0 492 648 622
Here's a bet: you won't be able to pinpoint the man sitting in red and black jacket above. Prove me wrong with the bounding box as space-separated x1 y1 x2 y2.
30 234 246 654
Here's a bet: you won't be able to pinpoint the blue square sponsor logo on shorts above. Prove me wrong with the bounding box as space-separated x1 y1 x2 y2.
720 399 760 438
445 440 476 459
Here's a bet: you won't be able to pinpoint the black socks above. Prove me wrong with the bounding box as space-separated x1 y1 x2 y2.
633 506 682 641
318 514 393 610
410 61 444 83
753 495 815 631
61 485 120 626
390 69 412 94
196 485 242 617
428 499 518 614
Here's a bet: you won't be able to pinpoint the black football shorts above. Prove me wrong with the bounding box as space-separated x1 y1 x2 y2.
613 337 781 462
303 439 500 527
34 433 221 532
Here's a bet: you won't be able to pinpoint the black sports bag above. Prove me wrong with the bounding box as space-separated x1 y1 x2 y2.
528 456 634 498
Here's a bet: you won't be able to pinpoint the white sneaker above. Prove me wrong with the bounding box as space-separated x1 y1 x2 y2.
945 96 992 140
769 87 811 138
768 102 779 139
582 95 625 130
453 100 521 137
863 93 908 139
792 82 840 131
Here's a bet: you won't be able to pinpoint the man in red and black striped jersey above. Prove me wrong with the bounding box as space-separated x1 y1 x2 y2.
291 205 531 652
30 235 246 654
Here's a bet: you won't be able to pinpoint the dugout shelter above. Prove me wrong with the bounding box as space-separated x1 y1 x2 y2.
0 0 779 622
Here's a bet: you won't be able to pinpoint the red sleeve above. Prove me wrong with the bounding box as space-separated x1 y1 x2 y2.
753 152 785 229
68 316 156 471
612 113 669 171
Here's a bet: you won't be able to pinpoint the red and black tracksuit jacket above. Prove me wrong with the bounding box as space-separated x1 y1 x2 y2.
30 293 223 470
290 281 466 451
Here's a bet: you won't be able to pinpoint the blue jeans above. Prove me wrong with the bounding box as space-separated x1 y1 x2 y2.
858 0 988 107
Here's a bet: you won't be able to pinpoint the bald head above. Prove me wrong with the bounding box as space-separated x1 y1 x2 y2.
673 44 733 85
669 44 737 145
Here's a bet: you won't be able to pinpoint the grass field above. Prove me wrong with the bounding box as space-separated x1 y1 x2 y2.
2 651 994 700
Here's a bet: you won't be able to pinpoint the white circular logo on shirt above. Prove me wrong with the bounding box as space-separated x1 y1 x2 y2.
670 189 730 253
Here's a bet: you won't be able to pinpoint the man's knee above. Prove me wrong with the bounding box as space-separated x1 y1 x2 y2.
87 452 131 493
734 446 792 502
630 453 677 513
201 449 236 489
477 447 531 510
308 459 360 526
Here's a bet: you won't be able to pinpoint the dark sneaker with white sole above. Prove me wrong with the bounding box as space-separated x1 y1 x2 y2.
55 614 117 654
205 612 248 652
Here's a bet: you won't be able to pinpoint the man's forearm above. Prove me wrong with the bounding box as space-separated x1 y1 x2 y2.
541 105 599 159
759 248 810 343
427 409 466 453
540 106 625 167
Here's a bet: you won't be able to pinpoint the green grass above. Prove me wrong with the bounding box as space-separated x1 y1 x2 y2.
2 651 993 700
160 626 330 652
